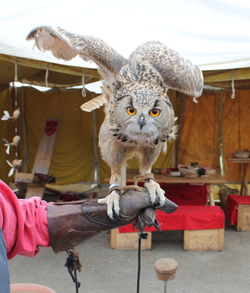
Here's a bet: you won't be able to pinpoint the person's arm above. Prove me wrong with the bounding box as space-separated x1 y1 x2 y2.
0 180 49 259
0 180 178 259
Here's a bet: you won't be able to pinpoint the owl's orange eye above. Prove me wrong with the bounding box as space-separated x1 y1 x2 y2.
149 108 161 117
126 106 137 116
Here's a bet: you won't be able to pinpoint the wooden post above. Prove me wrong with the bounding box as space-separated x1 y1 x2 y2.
207 184 215 206
240 163 248 195
228 158 250 195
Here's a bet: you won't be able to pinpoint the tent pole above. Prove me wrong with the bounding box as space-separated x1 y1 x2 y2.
218 91 225 177
20 87 29 172
92 110 100 184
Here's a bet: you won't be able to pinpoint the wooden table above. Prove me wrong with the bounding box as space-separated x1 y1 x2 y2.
128 173 226 206
228 158 250 195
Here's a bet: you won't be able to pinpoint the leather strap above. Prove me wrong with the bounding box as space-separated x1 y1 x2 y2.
134 173 155 185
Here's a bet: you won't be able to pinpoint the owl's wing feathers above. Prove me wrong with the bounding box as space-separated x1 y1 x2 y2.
80 94 108 112
27 27 203 98
130 41 203 97
27 26 127 82
26 26 77 60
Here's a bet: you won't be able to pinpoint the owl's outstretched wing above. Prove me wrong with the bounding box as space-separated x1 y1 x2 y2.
130 41 203 97
27 26 127 81
27 27 203 101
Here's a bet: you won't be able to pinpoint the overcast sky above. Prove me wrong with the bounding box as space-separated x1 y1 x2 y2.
1 0 250 66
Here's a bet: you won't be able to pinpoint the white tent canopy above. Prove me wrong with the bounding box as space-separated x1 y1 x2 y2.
0 37 100 89
1 0 250 72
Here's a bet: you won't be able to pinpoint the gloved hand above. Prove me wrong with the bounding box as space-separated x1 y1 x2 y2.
48 187 177 252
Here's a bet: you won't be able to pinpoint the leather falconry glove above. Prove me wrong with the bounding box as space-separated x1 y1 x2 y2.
48 187 178 252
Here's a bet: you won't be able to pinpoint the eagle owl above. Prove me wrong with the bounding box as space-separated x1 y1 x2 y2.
27 27 203 218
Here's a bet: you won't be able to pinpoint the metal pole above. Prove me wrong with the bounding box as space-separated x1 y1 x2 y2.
164 281 167 293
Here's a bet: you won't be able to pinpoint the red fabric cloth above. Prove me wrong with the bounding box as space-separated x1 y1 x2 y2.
160 183 207 205
119 205 225 233
0 180 50 259
127 181 207 205
226 195 250 226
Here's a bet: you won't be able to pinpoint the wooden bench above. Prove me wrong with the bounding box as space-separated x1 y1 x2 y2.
111 205 225 251
226 195 250 231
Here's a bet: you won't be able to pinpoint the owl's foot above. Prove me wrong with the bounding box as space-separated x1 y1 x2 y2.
98 189 120 219
144 179 166 206
136 174 165 206
98 185 143 219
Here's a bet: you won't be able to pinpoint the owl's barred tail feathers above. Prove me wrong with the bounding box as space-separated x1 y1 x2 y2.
80 94 107 112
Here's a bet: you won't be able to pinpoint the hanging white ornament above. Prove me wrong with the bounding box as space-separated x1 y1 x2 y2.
1 108 20 121
1 135 21 154
6 159 22 177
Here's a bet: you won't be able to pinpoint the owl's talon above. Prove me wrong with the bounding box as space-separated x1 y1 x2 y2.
98 190 120 219
144 179 165 206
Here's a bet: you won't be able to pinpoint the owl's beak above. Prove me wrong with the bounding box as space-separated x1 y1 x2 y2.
138 114 146 130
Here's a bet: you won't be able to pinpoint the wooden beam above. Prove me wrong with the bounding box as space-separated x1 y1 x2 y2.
0 54 100 79
203 68 250 83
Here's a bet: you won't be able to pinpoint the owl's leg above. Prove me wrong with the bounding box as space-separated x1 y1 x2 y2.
98 167 122 219
139 148 166 206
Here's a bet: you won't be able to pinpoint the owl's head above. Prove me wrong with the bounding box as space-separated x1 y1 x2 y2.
110 79 176 146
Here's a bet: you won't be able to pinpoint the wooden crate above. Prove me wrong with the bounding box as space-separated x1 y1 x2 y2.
184 229 224 251
111 229 152 250
237 204 250 231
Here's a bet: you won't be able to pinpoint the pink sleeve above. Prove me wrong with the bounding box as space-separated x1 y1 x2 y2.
0 180 50 259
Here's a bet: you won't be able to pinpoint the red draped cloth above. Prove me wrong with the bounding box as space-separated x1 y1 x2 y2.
160 183 207 205
226 195 250 226
119 206 224 233
127 181 208 205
